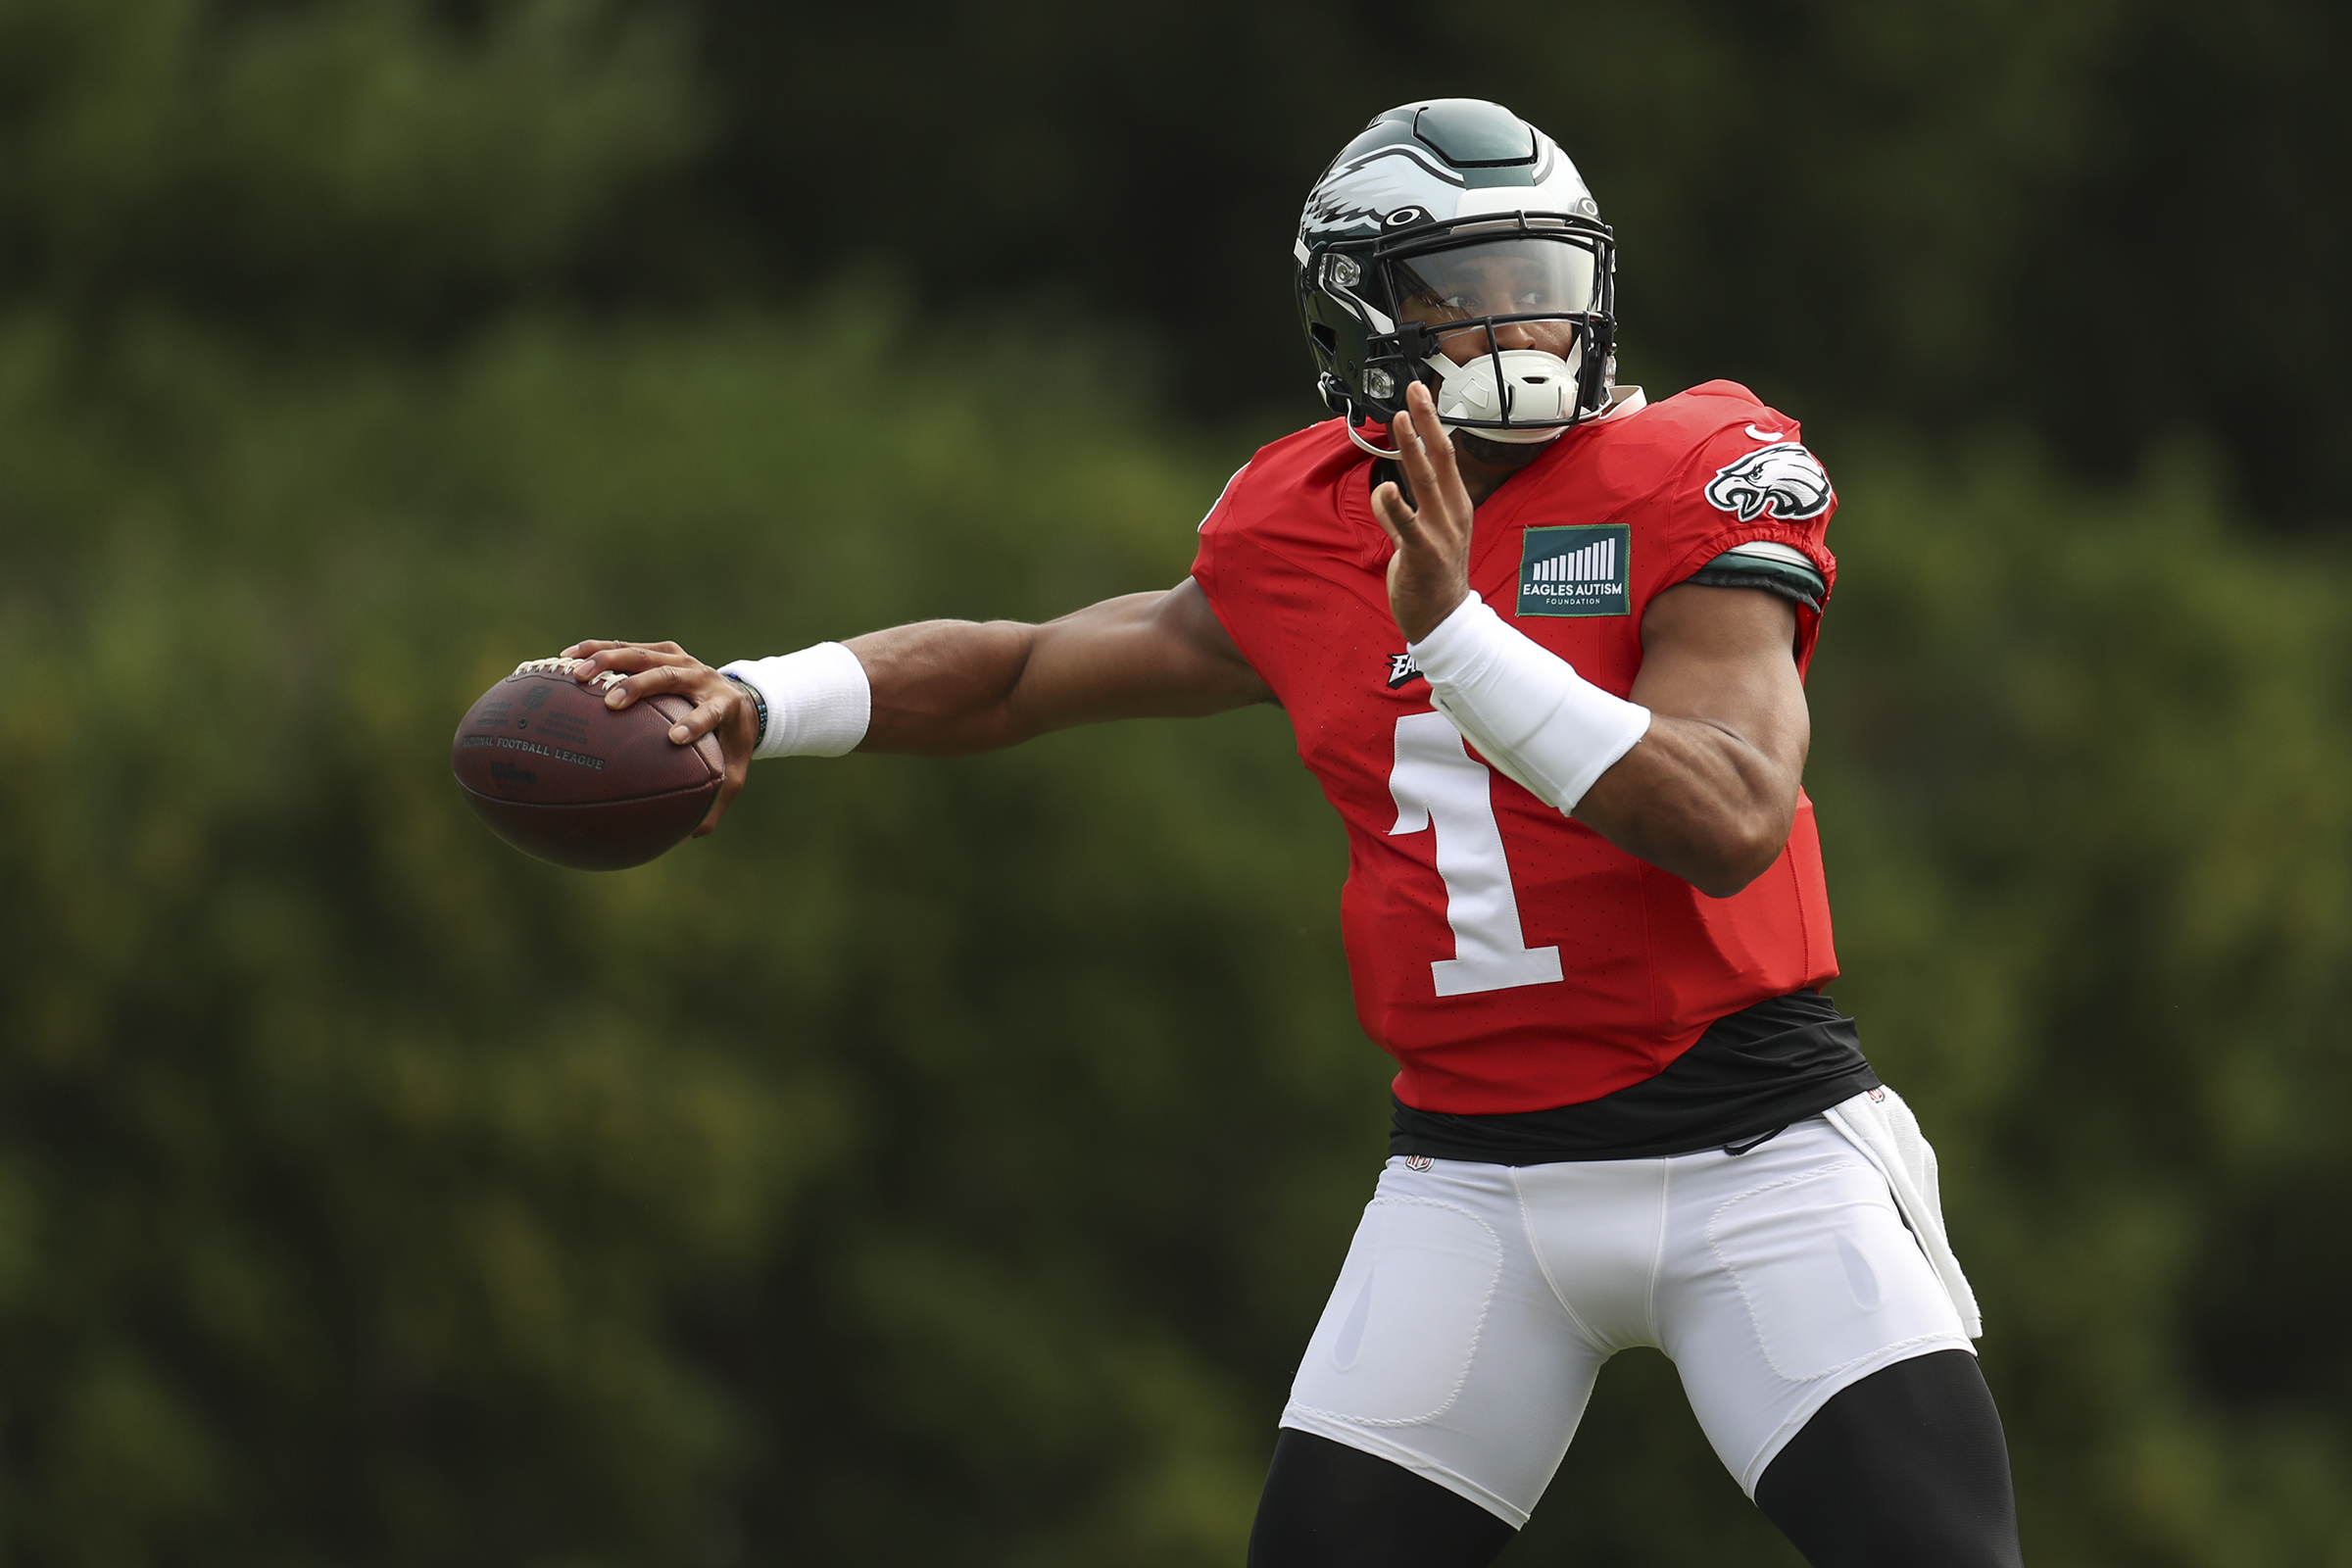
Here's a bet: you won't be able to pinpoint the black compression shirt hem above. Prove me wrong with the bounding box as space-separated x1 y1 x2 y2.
1389 990 1879 1163
1390 1066 1880 1163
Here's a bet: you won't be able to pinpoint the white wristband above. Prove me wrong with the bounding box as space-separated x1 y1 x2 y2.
719 643 871 760
1407 593 1651 812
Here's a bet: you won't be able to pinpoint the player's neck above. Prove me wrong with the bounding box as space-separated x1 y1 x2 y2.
1378 435 1540 512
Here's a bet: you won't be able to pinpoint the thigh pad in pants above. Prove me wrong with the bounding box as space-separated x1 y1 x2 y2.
1281 1121 1973 1525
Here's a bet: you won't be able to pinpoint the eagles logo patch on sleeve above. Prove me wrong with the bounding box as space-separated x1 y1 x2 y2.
1704 443 1834 522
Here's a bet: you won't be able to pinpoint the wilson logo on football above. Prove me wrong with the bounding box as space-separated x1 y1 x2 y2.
1704 442 1834 522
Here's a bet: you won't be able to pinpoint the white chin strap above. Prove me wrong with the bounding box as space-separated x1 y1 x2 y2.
1426 345 1583 444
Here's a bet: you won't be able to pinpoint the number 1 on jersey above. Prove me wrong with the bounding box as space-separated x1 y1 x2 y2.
1388 711 1565 998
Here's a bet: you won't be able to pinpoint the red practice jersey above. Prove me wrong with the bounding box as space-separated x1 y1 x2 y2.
1191 381 1842 1113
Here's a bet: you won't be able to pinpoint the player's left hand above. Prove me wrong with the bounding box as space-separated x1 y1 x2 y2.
561 639 758 835
1370 379 1476 643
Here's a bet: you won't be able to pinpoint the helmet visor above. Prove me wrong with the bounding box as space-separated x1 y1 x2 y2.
1387 235 1600 330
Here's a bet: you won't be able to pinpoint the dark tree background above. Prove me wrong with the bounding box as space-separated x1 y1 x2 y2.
2 3 2349 1565
698 0 2349 524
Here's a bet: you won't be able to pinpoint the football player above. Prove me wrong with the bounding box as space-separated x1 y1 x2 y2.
564 100 2024 1568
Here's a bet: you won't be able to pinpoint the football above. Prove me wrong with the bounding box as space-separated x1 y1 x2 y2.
451 658 724 870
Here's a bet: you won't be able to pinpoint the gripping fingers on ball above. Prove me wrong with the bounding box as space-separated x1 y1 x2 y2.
678 693 734 743
693 760 749 837
569 641 693 685
599 663 728 747
692 785 733 837
563 638 660 664
664 695 723 747
599 662 690 709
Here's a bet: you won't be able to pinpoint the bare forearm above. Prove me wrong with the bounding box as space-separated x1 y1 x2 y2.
1573 717 1805 897
846 617 1048 756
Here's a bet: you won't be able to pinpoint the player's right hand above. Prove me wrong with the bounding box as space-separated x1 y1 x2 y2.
1369 379 1478 643
562 639 757 835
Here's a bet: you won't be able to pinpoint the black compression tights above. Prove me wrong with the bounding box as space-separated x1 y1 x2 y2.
1246 1350 2022 1568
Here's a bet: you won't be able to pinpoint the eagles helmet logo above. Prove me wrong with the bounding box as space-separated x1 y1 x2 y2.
1703 443 1834 523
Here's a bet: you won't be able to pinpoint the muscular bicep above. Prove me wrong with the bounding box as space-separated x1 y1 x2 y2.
849 576 1272 756
1625 583 1809 768
1015 576 1274 730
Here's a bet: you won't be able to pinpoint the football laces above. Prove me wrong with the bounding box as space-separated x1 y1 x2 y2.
514 656 626 691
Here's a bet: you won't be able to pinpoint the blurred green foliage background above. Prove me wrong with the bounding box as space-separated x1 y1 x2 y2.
1 2 2348 1563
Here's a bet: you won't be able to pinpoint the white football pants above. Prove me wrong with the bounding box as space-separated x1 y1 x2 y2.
1280 1116 1973 1526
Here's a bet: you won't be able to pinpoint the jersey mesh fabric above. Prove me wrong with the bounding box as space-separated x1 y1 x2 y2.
1191 382 1840 1114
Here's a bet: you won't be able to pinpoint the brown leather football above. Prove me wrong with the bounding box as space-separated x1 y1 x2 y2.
451 658 724 870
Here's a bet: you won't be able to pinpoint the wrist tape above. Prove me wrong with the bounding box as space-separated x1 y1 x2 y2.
1407 593 1651 812
719 643 871 760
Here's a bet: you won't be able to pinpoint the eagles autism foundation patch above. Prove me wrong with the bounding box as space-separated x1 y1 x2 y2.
1517 524 1631 617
